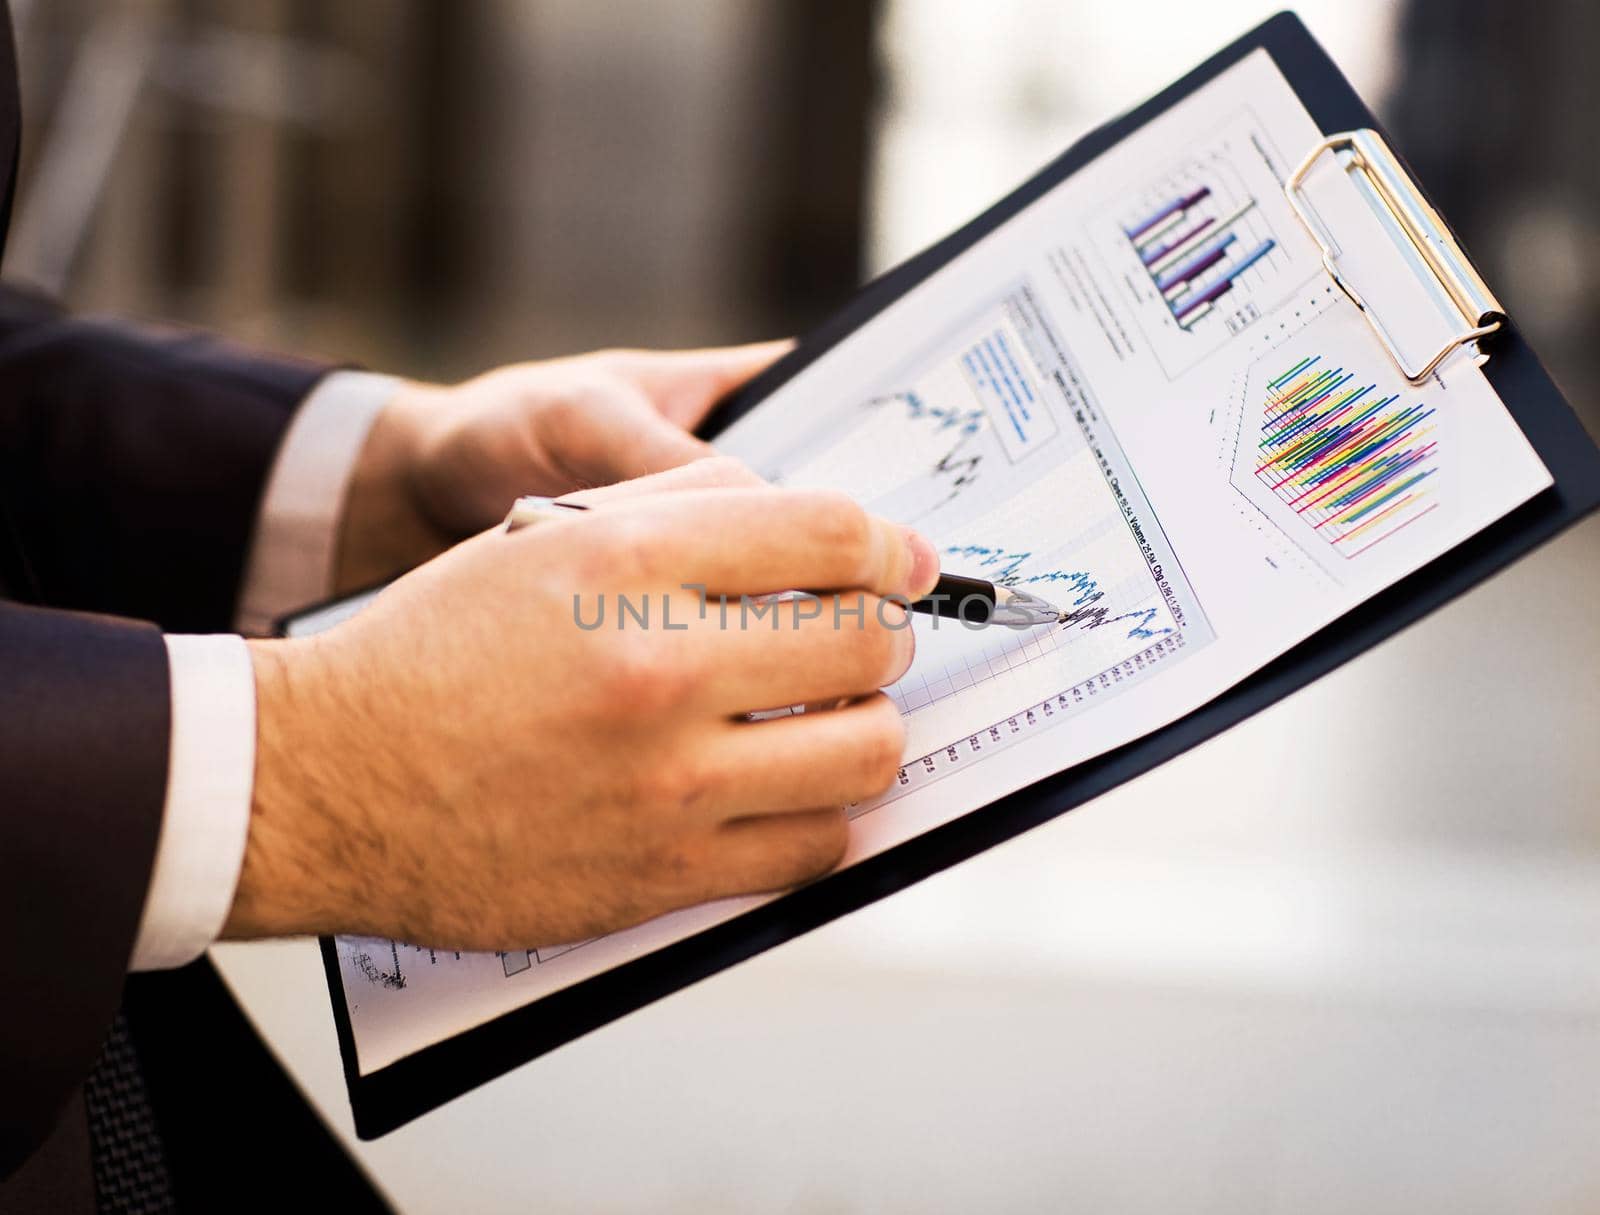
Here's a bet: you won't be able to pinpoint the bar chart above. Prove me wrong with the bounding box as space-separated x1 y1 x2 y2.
1225 301 1449 577
1122 183 1278 331
1249 354 1439 556
1083 113 1306 380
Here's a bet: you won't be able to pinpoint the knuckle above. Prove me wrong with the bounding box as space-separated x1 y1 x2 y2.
544 391 587 425
541 391 601 444
630 653 690 713
591 513 664 582
699 454 765 488
651 752 723 815
803 490 873 572
596 633 688 711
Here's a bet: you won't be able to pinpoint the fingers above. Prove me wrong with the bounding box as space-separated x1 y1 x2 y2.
559 455 765 508
683 595 915 712
529 376 715 487
651 694 904 824
703 807 850 896
600 340 795 427
577 486 941 601
612 413 715 477
718 693 907 811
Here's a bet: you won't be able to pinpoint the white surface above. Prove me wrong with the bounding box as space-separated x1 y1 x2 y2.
214 514 1600 1213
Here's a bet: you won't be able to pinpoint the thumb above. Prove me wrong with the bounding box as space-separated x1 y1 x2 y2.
613 409 717 479
604 339 795 427
560 455 765 508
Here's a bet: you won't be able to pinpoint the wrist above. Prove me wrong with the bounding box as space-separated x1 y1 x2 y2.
334 381 457 593
223 638 366 940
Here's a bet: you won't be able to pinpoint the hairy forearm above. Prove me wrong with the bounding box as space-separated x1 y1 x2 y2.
224 639 364 940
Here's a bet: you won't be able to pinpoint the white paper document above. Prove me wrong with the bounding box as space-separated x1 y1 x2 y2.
323 50 1551 1075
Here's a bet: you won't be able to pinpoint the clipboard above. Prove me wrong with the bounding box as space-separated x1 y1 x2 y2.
303 11 1600 1138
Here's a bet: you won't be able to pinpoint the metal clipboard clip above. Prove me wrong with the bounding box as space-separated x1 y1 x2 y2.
1284 128 1504 384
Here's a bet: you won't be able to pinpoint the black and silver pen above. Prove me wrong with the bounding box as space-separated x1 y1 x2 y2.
503 496 1066 630
911 573 1063 628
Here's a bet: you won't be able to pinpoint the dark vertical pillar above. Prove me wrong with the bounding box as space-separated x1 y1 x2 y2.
754 0 881 335
398 0 473 354
1388 0 1600 424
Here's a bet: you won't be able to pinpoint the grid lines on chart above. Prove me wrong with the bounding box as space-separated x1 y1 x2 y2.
890 619 1072 713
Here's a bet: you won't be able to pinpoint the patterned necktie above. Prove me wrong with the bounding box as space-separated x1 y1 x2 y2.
82 1010 175 1214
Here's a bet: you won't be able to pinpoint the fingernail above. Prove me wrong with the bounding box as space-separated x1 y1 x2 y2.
902 526 939 597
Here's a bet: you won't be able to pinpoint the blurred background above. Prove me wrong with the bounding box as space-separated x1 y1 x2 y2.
14 1 1600 1211
14 0 1600 418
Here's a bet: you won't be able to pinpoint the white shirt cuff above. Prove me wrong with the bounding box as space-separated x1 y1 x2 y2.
131 635 258 970
133 371 398 968
234 370 400 636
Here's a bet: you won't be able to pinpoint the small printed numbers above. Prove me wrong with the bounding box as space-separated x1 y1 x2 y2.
884 635 1194 802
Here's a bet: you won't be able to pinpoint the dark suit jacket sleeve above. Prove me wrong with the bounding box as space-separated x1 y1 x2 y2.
0 289 337 1175
0 602 169 1177
0 283 335 631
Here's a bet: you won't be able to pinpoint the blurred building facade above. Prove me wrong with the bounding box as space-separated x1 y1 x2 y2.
8 0 876 378
9 0 1598 433
1388 0 1600 422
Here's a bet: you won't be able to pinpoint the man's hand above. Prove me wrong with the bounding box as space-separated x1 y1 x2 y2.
335 341 790 590
226 464 941 950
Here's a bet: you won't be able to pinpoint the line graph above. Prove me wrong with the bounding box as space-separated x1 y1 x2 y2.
943 542 1174 640
893 389 985 436
768 296 1058 525
741 281 1208 765
875 390 987 511
886 444 1190 757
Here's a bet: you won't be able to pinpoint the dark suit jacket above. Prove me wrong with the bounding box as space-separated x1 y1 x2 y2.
0 5 388 1209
